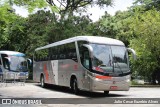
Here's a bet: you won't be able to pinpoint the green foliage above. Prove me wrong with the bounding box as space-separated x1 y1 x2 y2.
0 3 17 47
8 0 48 12
97 12 117 38
6 10 92 57
96 0 113 8
46 0 113 13
2 16 29 52
131 80 143 85
130 9 160 79
95 11 134 45
49 5 59 13
134 0 160 10
97 4 160 81
45 12 92 43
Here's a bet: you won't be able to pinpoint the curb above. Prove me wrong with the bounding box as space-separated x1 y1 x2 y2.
131 85 160 87
25 80 36 83
25 80 160 87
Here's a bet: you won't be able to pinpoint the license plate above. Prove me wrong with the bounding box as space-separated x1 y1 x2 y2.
110 86 118 90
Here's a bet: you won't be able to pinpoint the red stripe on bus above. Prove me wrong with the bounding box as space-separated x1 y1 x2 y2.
95 75 112 80
43 64 49 82
74 64 78 70
61 64 70 68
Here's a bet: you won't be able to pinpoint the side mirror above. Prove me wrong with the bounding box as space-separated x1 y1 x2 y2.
127 48 136 60
82 44 93 58
27 58 32 66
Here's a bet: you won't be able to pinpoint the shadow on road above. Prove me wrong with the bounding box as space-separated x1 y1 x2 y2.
35 83 128 98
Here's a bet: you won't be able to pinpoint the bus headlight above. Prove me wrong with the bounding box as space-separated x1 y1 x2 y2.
125 75 131 82
126 78 130 82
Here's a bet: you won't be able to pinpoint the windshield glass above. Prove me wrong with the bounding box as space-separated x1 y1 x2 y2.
90 44 129 74
2 54 28 72
111 46 129 74
91 44 113 73
9 56 28 72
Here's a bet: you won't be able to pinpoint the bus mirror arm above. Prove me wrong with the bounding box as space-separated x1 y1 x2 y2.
82 44 94 58
27 58 32 66
127 48 136 60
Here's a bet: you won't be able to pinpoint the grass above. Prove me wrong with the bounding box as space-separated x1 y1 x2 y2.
131 80 144 85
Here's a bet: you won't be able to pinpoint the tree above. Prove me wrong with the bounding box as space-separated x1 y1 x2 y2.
94 12 117 38
94 2 160 84
45 14 92 43
95 10 134 46
3 0 48 12
0 3 17 48
25 10 53 56
2 0 113 14
46 0 113 13
1 16 29 52
134 0 160 10
16 10 92 56
129 9 160 83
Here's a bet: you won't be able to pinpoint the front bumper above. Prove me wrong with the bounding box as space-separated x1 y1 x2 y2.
91 75 130 91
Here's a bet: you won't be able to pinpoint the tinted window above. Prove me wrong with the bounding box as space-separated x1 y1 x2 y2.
1 54 10 69
34 42 77 61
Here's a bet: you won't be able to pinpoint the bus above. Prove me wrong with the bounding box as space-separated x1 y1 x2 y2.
33 36 136 95
0 51 31 82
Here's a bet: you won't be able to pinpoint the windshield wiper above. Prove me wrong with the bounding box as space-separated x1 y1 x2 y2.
113 57 131 76
113 55 124 75
114 62 123 75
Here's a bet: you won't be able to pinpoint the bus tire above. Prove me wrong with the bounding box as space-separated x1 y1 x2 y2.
71 78 79 95
104 91 109 96
40 75 45 88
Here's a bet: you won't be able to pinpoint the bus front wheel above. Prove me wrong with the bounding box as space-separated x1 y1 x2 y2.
104 91 109 96
71 78 79 95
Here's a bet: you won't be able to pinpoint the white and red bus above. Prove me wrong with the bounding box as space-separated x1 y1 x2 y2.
33 36 136 95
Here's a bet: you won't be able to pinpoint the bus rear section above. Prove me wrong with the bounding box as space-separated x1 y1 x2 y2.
33 42 80 88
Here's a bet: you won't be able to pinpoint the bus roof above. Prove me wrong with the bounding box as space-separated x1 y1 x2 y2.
35 36 125 51
0 51 25 57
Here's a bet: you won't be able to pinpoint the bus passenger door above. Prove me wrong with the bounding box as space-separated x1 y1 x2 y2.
81 49 91 90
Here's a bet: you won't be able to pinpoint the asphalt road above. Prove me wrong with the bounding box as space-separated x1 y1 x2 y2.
0 82 160 107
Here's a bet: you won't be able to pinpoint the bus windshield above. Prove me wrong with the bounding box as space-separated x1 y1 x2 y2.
90 44 129 74
2 55 28 72
111 46 129 74
10 56 28 72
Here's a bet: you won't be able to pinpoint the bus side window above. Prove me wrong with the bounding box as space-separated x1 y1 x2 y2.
60 54 65 59
66 42 77 61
